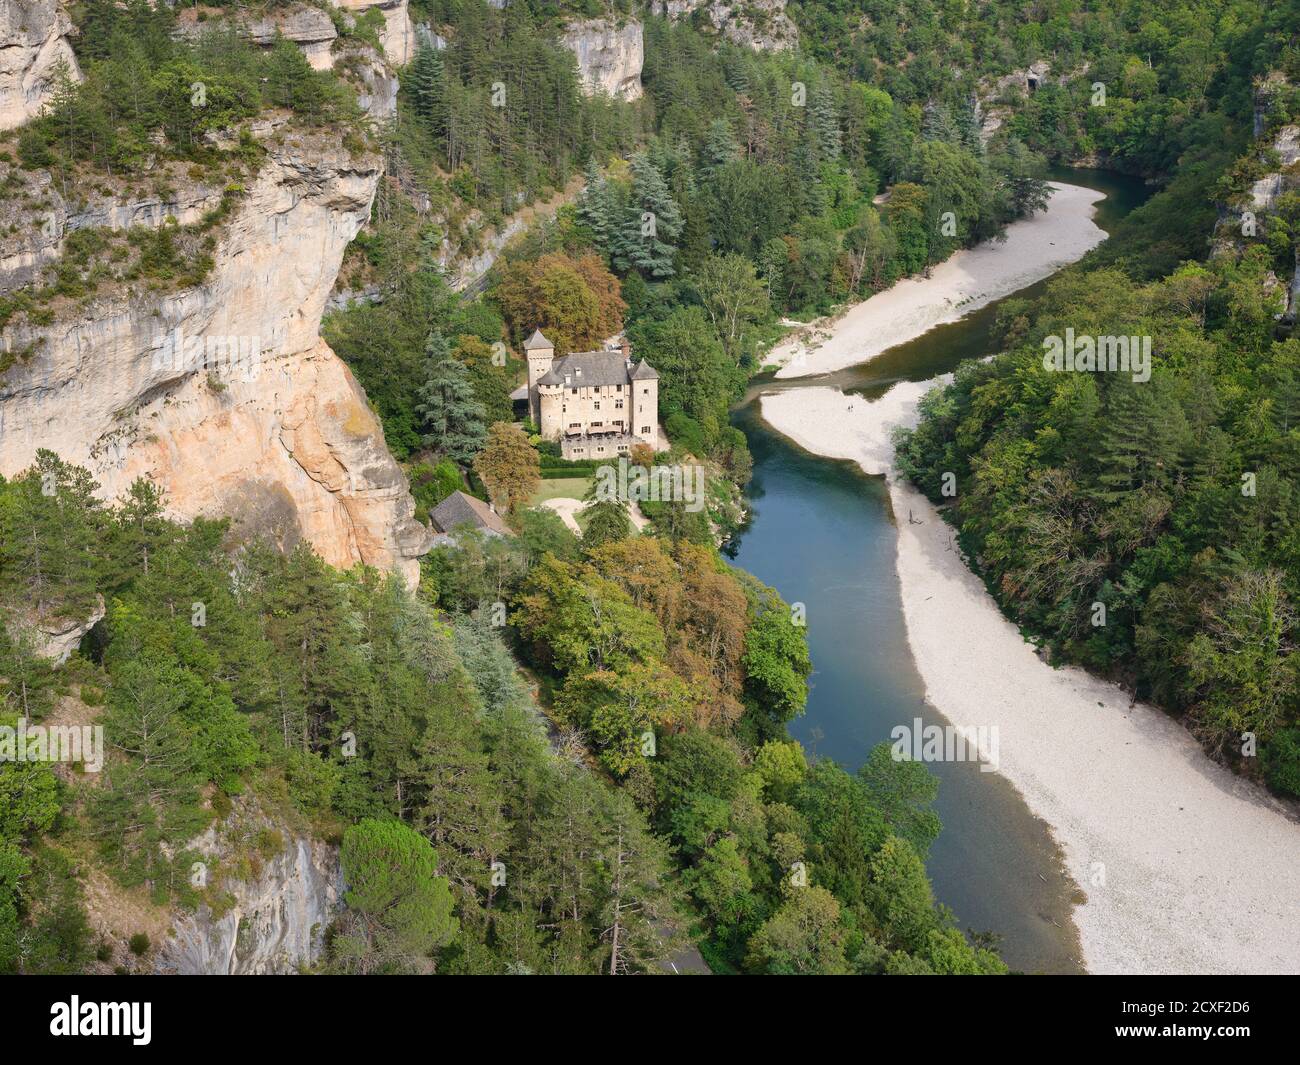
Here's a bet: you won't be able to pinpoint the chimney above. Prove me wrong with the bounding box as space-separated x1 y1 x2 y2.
620 334 631 360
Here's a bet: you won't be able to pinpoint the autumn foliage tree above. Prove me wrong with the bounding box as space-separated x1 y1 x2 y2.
493 252 626 354
473 422 540 517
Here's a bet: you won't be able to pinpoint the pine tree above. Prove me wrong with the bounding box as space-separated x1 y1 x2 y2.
0 451 105 624
415 333 487 464
112 477 172 583
1093 376 1188 501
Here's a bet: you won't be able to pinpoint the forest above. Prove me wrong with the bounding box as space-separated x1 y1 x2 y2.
2 0 1298 978
0 447 1007 974
895 0 1300 795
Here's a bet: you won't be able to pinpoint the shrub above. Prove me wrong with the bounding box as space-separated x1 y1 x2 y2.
1262 729 1300 797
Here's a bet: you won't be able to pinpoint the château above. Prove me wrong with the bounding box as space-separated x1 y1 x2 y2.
524 329 660 459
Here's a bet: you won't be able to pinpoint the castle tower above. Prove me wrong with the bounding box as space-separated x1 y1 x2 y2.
523 328 555 427
630 358 659 450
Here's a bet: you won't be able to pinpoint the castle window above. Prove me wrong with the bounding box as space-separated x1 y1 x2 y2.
640 426 651 434
615 400 623 409
571 388 578 395
594 401 600 410
642 387 649 394
616 385 622 392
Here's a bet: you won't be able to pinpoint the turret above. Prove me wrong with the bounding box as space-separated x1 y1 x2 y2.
523 328 555 426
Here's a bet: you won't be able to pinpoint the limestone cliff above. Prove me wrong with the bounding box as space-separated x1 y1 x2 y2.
244 4 339 70
650 0 797 52
154 806 343 975
561 17 643 100
336 0 415 66
175 5 398 121
1213 72 1300 327
0 0 81 131
5 593 105 663
0 128 431 585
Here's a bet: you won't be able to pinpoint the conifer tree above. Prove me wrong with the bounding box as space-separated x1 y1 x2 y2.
0 451 105 624
581 477 632 549
699 119 738 177
415 333 488 464
576 160 618 259
407 42 447 139
810 85 842 162
615 154 683 279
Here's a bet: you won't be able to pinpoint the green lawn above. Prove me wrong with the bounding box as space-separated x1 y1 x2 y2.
528 477 591 506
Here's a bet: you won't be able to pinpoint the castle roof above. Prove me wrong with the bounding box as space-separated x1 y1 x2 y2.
537 349 640 389
430 490 511 537
630 359 658 380
523 329 553 351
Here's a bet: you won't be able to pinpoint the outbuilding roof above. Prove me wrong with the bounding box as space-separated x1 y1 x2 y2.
430 490 511 537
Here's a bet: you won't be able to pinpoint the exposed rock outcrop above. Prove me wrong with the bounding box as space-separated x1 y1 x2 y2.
175 6 396 121
0 0 81 131
156 812 343 975
975 61 1077 145
1213 73 1300 327
1249 124 1300 212
243 4 339 70
345 47 399 121
561 17 643 100
651 0 797 52
336 0 414 66
0 129 431 586
5 594 105 663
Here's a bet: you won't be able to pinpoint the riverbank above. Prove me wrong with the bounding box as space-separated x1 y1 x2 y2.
760 383 1300 974
769 182 1106 379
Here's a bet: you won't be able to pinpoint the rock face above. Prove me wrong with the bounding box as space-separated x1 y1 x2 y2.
5 594 105 663
157 820 343 975
335 0 415 66
1250 124 1300 212
0 0 81 130
561 18 643 100
0 131 432 586
175 6 396 120
1213 74 1300 327
242 4 339 70
651 0 797 52
350 50 399 121
976 61 1074 145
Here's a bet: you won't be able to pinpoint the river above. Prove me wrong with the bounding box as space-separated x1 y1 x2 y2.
725 167 1150 974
